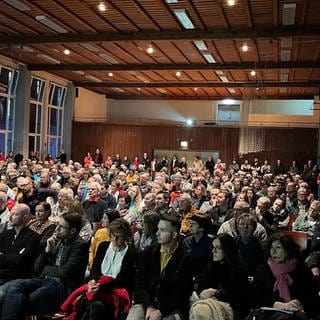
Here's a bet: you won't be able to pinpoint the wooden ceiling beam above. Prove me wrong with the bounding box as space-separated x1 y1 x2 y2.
74 80 320 88
104 94 315 100
28 61 320 71
1 26 319 45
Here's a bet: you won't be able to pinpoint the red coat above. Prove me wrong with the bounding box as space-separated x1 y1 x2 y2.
61 275 131 320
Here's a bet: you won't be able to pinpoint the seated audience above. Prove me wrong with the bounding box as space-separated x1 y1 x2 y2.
235 213 265 277
28 202 56 249
218 201 268 242
1 211 89 318
293 200 320 235
254 233 320 318
62 219 136 320
126 213 193 320
182 213 213 279
191 233 250 319
134 211 160 253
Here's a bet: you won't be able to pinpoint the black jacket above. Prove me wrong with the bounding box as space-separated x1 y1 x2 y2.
0 227 39 279
90 241 137 298
254 261 320 317
198 260 250 317
34 235 89 300
134 243 193 319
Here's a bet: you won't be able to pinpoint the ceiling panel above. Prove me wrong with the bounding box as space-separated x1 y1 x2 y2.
0 0 319 99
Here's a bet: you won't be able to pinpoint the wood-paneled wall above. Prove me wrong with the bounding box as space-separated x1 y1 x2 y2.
72 122 318 170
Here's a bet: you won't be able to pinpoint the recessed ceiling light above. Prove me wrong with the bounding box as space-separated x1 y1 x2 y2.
174 9 195 29
227 0 235 6
35 15 67 34
99 53 119 64
37 54 61 64
137 88 141 91
108 72 114 77
194 40 207 51
4 0 30 11
241 43 249 52
98 2 107 12
203 53 216 63
176 71 182 77
220 76 229 82
85 75 102 82
146 46 154 54
80 43 99 52
64 49 70 55
72 71 85 75
250 70 256 76
194 87 198 91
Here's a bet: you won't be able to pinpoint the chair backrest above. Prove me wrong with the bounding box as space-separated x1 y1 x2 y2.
282 230 308 251
287 215 297 230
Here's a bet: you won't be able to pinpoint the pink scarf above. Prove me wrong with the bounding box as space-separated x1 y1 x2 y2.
267 258 297 302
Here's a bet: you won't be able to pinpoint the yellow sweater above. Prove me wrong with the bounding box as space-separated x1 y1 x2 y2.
89 228 111 266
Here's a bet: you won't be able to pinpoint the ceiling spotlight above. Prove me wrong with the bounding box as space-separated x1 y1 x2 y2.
227 0 235 6
63 49 70 55
146 46 154 54
176 71 182 77
241 43 249 52
98 2 107 12
137 88 141 91
108 72 114 77
250 70 256 76
194 87 198 91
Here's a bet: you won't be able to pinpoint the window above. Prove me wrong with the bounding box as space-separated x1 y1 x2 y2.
217 103 240 124
29 77 45 155
0 66 19 155
47 83 66 158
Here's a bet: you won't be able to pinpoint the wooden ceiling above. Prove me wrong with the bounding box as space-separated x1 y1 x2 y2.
0 0 320 100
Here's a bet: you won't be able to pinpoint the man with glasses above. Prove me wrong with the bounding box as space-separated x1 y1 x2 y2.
19 177 57 215
82 182 108 233
1 211 89 319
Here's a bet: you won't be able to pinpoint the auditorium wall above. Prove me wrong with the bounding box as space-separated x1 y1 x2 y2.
72 122 318 169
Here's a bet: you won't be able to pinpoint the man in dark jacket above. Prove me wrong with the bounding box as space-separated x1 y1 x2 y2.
1 212 89 319
0 204 39 284
127 213 193 320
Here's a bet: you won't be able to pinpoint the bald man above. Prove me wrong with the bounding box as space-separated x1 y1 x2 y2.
0 204 39 282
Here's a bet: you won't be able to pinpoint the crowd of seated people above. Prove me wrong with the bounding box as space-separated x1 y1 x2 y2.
0 153 319 319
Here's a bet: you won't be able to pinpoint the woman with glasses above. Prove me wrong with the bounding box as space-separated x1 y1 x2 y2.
190 233 250 319
235 213 265 277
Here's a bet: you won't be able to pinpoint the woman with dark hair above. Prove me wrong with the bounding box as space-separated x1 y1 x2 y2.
193 233 250 318
61 218 136 320
244 187 258 209
28 201 56 249
254 233 320 318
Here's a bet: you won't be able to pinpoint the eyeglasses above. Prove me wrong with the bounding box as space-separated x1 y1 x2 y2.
212 246 222 251
238 223 254 227
56 224 70 230
111 233 125 240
